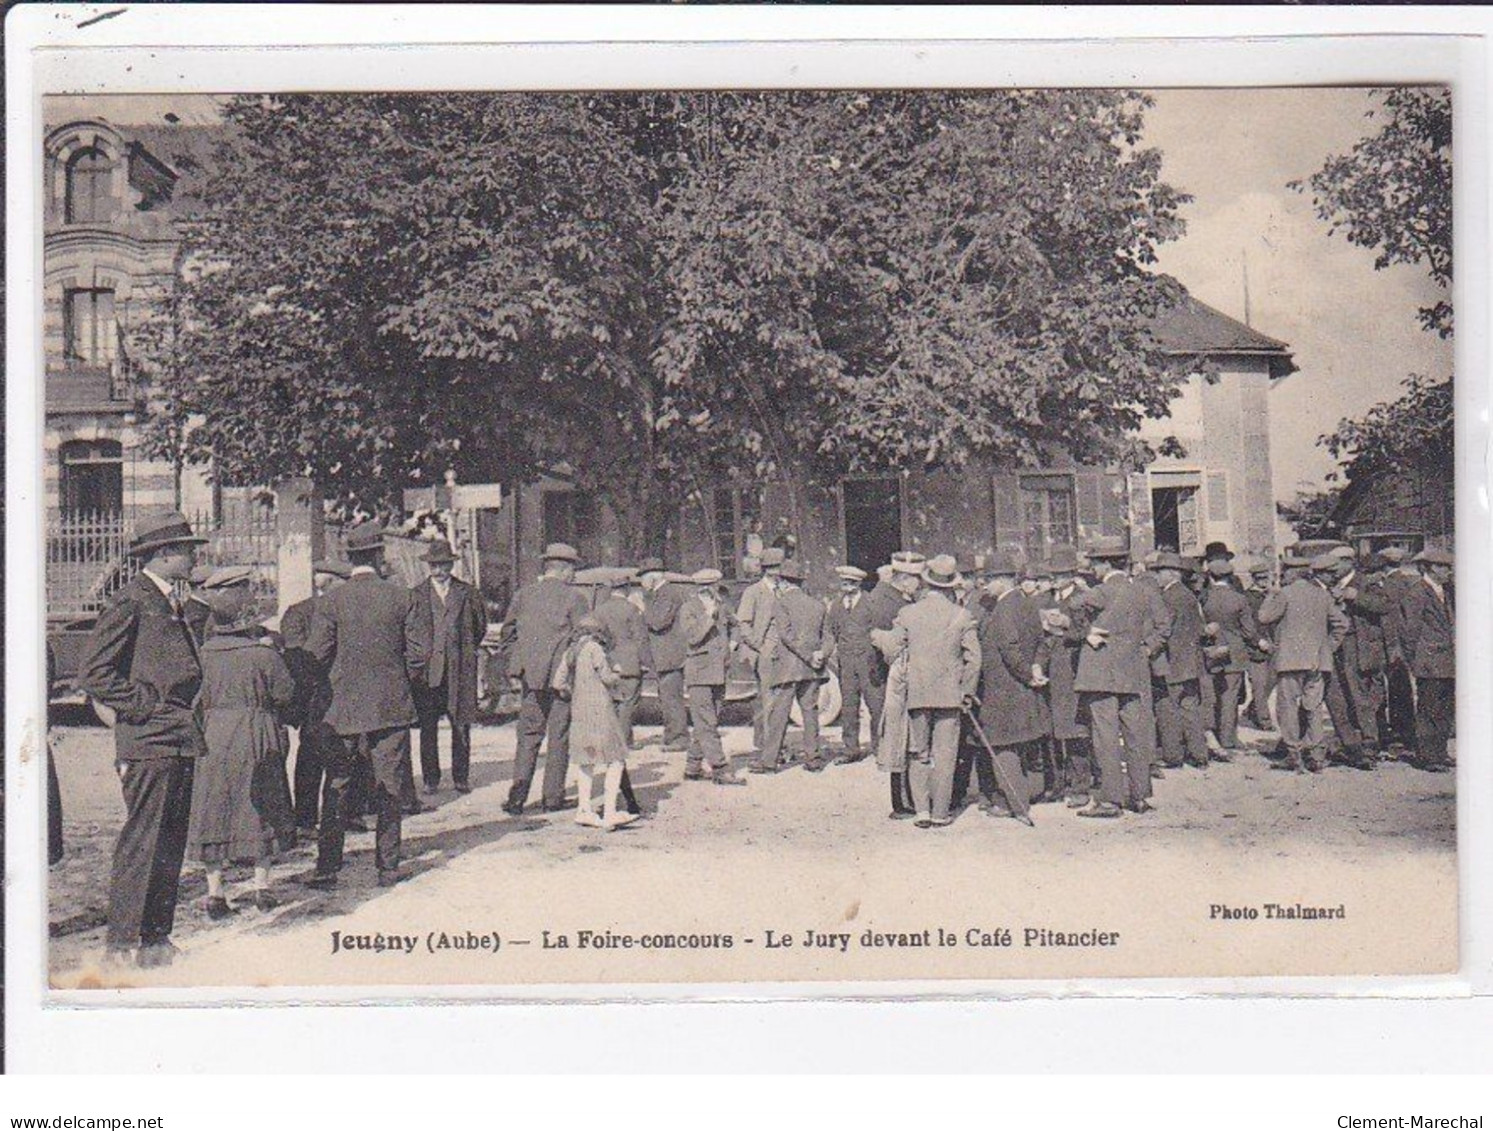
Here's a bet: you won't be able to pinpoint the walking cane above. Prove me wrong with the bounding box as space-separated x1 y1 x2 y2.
959 707 1035 827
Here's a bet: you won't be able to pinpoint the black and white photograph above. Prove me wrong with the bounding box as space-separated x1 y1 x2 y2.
27 74 1462 993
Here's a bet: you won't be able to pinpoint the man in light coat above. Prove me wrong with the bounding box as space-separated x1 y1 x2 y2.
500 542 589 815
878 555 981 828
735 549 781 754
1257 554 1350 773
1073 551 1163 817
753 559 829 773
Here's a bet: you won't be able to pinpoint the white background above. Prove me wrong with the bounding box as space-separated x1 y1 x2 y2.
6 3 1492 1087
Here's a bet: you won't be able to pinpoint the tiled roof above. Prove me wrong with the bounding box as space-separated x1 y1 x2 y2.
1149 294 1297 378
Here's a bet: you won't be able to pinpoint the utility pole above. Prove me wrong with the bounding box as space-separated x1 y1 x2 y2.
1242 248 1252 328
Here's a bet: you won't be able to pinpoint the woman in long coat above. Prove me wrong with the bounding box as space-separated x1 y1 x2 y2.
187 589 297 916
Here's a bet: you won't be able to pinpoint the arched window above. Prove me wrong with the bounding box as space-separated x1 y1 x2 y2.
59 439 123 516
64 146 115 224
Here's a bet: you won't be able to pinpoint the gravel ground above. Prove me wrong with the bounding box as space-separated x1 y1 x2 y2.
45 711 1458 991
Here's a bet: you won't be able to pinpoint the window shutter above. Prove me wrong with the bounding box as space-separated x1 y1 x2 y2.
1100 472 1128 539
991 472 1024 553
1126 473 1154 556
1075 470 1103 536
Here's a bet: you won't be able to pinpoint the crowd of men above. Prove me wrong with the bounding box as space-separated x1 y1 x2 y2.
70 505 1456 968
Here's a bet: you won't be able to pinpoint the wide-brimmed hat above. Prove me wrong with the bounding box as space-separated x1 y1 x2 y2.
345 521 386 554
834 565 867 583
636 556 666 575
1413 548 1454 567
1204 541 1235 562
542 542 580 564
778 559 806 583
202 564 255 590
128 511 208 557
423 541 459 564
922 555 961 589
691 568 724 586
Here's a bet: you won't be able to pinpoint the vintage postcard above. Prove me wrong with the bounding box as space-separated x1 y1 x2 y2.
27 68 1464 995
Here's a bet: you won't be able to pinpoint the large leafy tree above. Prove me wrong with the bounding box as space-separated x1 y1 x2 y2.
133 90 1190 548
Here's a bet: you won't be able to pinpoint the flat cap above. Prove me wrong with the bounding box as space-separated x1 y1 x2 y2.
542 541 580 563
778 558 806 583
1413 548 1454 567
834 565 868 582
1153 551 1186 571
691 568 724 585
344 520 386 553
1377 546 1411 564
313 559 354 579
1329 545 1358 561
202 564 255 590
1309 553 1339 572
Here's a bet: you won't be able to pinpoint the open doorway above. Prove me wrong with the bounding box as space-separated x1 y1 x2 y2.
1151 484 1200 554
841 476 903 579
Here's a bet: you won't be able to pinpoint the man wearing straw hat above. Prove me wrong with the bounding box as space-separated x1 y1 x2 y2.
78 510 209 967
303 521 429 888
412 540 488 795
500 542 590 815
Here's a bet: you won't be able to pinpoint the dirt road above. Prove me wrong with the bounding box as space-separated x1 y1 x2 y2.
46 714 1457 991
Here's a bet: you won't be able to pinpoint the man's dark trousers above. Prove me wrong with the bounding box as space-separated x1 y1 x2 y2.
656 668 689 747
317 728 405 875
1156 678 1208 767
1416 677 1454 764
1212 671 1243 748
293 721 338 828
107 756 196 952
416 682 471 789
509 687 572 809
1325 660 1381 753
837 657 883 756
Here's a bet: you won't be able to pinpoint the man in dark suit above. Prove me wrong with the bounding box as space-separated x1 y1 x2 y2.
1073 552 1163 818
1399 549 1455 770
640 557 691 751
971 552 1045 824
753 559 830 773
592 572 650 747
1242 560 1276 730
826 565 878 764
1154 553 1210 769
1258 555 1350 772
411 541 489 794
1376 546 1421 753
1201 559 1260 756
1324 553 1389 770
281 560 351 831
500 542 589 814
77 510 209 967
304 522 428 888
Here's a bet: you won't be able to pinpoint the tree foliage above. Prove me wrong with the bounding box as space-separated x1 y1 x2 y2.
131 91 1190 540
1322 373 1453 479
1294 87 1453 338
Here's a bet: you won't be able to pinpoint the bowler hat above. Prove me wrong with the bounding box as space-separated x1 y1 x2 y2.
1206 559 1235 578
202 564 254 590
778 559 806 583
834 565 867 583
637 556 666 575
344 521 386 554
1204 541 1235 562
922 555 961 589
542 542 580 564
423 541 459 564
128 510 208 557
691 568 724 586
1413 548 1454 567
